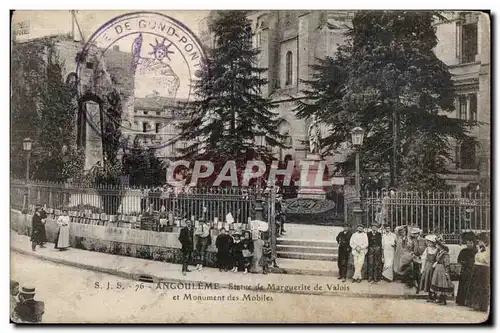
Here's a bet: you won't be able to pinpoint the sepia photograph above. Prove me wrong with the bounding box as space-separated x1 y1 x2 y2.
9 9 491 324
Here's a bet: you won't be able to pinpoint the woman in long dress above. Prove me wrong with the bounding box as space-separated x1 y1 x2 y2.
419 235 438 301
392 226 406 278
381 225 397 281
55 210 70 250
394 226 415 284
455 237 478 306
465 233 490 312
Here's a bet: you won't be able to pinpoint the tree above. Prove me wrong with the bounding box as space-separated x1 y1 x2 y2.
176 10 287 186
11 38 84 182
122 139 167 187
296 11 476 191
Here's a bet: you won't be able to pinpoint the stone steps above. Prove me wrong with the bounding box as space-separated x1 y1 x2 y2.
277 238 338 248
277 251 337 261
276 237 338 261
277 244 339 255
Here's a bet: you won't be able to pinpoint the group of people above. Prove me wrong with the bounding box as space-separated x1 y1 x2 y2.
214 229 273 274
178 219 275 276
336 223 490 310
10 281 45 323
455 232 490 312
30 204 70 252
337 223 394 284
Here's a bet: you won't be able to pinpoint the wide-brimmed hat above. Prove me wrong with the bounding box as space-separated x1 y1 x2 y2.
425 234 437 243
410 227 422 235
371 223 380 228
20 286 36 296
356 224 364 230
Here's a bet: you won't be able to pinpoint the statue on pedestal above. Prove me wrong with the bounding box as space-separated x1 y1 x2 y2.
308 115 321 156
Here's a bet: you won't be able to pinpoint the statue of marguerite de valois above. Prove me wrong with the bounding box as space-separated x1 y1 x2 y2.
308 115 321 155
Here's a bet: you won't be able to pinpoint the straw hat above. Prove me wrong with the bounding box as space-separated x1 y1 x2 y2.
20 286 36 297
410 228 422 235
425 234 437 243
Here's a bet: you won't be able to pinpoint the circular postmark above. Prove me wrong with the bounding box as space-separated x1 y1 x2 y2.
75 12 206 152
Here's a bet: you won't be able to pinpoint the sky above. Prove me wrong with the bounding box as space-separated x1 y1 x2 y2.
12 10 210 42
12 10 211 100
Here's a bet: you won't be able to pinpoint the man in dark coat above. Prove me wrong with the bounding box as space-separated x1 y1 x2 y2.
13 286 45 323
31 205 47 251
336 223 352 282
39 205 48 247
178 219 194 275
367 223 383 283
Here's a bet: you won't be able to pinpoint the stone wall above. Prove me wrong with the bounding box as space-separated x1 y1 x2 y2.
11 209 218 266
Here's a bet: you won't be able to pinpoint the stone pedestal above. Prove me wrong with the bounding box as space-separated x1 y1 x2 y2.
297 154 327 200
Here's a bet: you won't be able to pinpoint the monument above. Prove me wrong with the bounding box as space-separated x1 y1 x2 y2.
297 115 327 200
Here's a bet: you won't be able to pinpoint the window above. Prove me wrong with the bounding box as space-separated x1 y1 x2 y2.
256 31 262 47
144 111 148 115
459 139 476 169
285 51 293 86
142 122 148 133
156 111 161 116
459 14 478 64
457 93 478 121
458 95 467 119
245 26 252 43
284 12 292 28
469 93 477 121
155 123 161 133
86 62 94 70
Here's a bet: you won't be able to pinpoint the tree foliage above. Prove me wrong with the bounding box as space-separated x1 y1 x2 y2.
122 139 167 187
296 11 476 191
11 38 83 182
176 10 288 185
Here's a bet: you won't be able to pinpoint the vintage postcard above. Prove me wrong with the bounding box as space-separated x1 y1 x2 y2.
10 10 491 324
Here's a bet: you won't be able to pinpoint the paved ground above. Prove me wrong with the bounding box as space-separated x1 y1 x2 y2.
10 252 487 323
11 232 426 300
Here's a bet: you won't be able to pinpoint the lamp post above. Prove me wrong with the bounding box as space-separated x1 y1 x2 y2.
254 135 265 221
351 127 365 227
23 138 33 213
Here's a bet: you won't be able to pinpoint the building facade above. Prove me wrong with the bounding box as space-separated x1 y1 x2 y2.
199 10 490 191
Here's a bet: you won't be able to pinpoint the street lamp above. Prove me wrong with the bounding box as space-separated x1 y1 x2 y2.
23 137 33 213
254 134 266 221
351 127 365 227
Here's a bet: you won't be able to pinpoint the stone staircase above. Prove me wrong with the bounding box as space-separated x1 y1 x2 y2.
276 238 338 261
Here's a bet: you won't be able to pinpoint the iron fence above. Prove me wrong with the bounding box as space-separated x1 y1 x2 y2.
10 179 258 224
364 191 491 235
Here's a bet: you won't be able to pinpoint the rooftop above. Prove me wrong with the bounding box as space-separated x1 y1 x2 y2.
135 94 189 110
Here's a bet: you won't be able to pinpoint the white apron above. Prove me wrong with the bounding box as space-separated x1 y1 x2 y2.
55 215 70 249
382 232 397 281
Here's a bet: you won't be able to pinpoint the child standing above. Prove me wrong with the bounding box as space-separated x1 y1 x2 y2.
430 240 454 305
231 233 244 273
241 231 254 274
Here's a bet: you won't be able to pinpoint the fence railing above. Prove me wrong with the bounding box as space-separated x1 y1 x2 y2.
10 179 258 225
363 191 491 235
